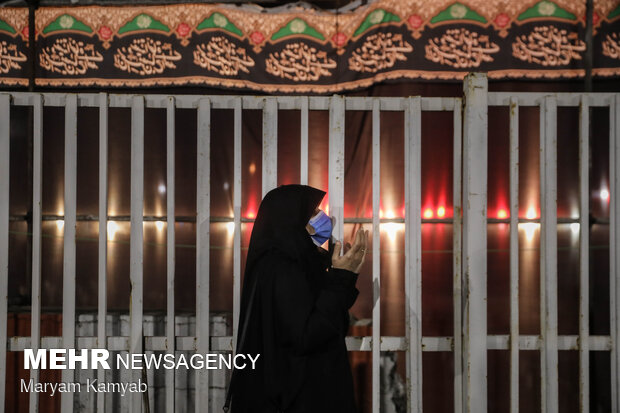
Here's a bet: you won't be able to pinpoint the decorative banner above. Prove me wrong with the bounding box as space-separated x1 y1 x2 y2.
0 0 619 92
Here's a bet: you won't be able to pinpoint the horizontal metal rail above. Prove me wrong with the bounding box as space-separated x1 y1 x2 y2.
5 334 612 352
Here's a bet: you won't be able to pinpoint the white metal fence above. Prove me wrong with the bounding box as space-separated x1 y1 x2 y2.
0 73 618 413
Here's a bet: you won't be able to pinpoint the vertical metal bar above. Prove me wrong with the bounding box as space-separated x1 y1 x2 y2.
0 94 10 412
611 94 620 413
29 94 42 413
166 96 176 413
300 97 309 185
452 98 463 413
405 96 422 413
97 92 108 413
233 97 242 353
329 95 345 245
129 95 145 413
462 73 488 413
371 99 381 413
509 96 520 413
578 95 590 413
262 98 277 198
540 96 559 413
196 98 211 413
61 94 78 413
540 97 548 413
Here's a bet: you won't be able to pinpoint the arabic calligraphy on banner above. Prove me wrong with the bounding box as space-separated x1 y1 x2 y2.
193 36 255 76
114 37 181 75
0 41 27 74
425 28 500 68
39 37 103 75
603 33 620 60
512 25 586 66
349 32 413 73
266 42 336 81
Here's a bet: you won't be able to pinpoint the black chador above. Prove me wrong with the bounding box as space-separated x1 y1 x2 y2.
227 184 359 413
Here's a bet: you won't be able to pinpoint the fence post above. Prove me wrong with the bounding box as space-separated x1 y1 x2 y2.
462 73 488 413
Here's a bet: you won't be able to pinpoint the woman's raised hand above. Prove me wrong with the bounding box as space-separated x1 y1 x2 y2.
331 227 368 274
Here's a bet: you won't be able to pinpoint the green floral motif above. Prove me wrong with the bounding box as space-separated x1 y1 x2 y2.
42 14 93 34
517 1 576 21
608 4 620 20
430 3 486 24
272 18 324 41
353 8 400 37
196 12 242 36
0 18 15 34
118 14 169 34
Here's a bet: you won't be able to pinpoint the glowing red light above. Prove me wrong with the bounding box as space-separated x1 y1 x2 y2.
247 211 255 219
497 209 508 219
423 208 433 219
436 206 446 218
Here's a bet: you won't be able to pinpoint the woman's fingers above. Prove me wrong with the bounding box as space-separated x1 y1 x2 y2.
348 227 364 256
332 240 342 259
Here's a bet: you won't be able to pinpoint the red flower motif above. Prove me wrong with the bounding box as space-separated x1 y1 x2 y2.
176 22 191 37
582 12 600 26
494 13 510 28
98 25 113 40
407 14 423 29
250 31 264 44
332 32 347 47
21 25 36 39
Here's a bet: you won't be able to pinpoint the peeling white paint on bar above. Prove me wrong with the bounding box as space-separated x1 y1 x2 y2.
452 98 463 413
540 96 559 413
462 74 488 413
96 92 108 413
196 98 211 413
166 96 176 413
300 96 309 185
262 97 278 198
62 94 78 413
578 94 590 413
233 97 242 354
29 94 43 413
452 99 463 413
509 96 519 413
129 95 145 413
329 95 345 245
371 99 381 413
405 96 423 413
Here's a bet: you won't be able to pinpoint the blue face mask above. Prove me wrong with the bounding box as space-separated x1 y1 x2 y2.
308 209 332 247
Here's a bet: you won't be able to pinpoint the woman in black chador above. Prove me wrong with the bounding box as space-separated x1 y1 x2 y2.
224 184 368 413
